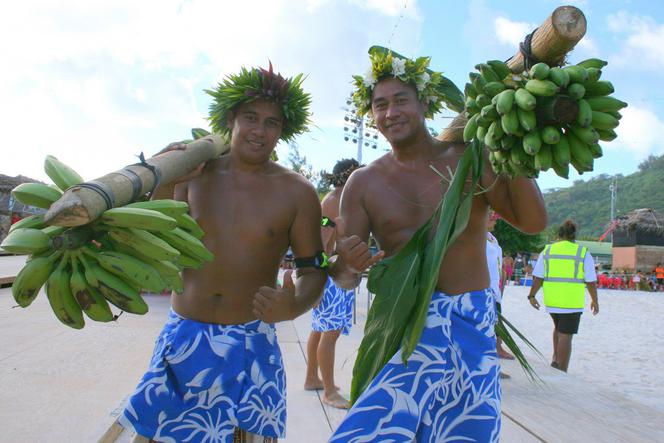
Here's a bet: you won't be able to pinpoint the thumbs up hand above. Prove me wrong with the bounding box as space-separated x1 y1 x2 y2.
253 270 298 323
334 217 384 274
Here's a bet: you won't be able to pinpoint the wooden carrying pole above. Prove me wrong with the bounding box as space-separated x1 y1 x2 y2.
44 135 230 227
437 5 587 143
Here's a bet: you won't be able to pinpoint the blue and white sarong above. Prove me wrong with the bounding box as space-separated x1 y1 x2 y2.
311 277 355 335
329 289 501 443
120 309 286 442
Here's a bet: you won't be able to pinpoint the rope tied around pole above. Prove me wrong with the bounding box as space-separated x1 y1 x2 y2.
517 27 540 71
132 151 162 201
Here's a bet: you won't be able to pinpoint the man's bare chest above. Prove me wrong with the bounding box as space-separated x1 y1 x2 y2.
188 179 293 242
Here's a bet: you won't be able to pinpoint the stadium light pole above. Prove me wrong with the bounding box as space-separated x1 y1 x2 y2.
342 97 379 163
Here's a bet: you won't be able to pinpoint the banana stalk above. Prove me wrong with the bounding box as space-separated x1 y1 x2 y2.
44 134 229 227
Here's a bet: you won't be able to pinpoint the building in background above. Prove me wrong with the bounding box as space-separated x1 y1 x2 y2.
0 174 43 244
577 240 612 270
611 209 664 272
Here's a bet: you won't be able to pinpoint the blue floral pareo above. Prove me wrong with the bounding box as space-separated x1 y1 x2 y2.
120 309 286 442
311 277 355 335
329 289 501 442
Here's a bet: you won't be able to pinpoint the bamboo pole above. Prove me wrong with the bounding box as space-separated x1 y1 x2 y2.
437 5 587 143
44 135 229 227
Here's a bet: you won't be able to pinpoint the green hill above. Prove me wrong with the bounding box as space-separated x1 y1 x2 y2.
543 154 664 238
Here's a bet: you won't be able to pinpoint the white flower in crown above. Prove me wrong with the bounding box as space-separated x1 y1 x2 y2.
416 71 431 92
392 57 406 77
363 68 376 88
427 95 437 103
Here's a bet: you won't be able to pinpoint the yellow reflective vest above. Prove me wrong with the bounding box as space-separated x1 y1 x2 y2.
542 240 587 309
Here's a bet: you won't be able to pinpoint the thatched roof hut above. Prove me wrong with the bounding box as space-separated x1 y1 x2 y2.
613 208 664 247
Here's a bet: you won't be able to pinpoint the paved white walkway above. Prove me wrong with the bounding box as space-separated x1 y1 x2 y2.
0 256 662 442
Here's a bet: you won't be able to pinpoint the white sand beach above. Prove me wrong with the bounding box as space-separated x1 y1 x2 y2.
500 284 664 413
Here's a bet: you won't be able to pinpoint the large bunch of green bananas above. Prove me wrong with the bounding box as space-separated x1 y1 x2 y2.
2 149 213 329
463 58 627 179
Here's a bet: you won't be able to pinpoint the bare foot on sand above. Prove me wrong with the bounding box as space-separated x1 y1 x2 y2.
304 378 324 391
498 350 515 360
304 379 339 391
322 391 350 409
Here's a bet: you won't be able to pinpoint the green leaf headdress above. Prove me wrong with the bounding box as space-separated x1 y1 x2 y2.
206 63 312 143
351 46 464 118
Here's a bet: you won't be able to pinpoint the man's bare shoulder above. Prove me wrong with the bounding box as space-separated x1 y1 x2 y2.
433 140 465 158
321 189 340 205
348 153 392 185
204 155 231 175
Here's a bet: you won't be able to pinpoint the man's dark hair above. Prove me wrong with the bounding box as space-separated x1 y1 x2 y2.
558 219 578 241
326 158 361 187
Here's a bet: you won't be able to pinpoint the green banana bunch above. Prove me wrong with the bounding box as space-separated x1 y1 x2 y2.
176 253 206 269
8 214 46 233
45 256 85 329
79 253 148 315
155 228 214 263
108 242 184 294
101 207 178 232
124 199 190 217
173 213 205 239
463 58 627 178
44 155 84 191
191 128 211 140
69 255 115 322
10 134 213 328
106 227 180 261
12 251 63 307
1 228 52 255
85 248 166 293
11 183 62 209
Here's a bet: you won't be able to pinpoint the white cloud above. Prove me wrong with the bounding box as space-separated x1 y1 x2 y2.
613 105 664 158
606 11 664 69
307 0 420 18
494 16 535 47
350 0 421 20
0 0 423 181
576 37 599 56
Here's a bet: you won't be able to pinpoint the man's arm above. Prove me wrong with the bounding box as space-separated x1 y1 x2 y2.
586 282 599 315
150 182 187 201
481 153 547 234
528 276 543 310
253 179 326 322
328 171 383 290
527 253 545 309
286 180 327 317
321 194 339 256
584 252 599 315
149 142 205 201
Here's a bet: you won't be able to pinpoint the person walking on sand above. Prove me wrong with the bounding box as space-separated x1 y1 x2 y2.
304 158 361 409
527 220 599 372
487 211 514 364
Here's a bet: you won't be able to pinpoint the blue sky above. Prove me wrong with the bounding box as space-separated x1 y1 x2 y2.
2 0 663 193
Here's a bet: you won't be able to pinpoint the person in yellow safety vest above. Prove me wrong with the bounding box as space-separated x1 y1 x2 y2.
527 220 599 372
